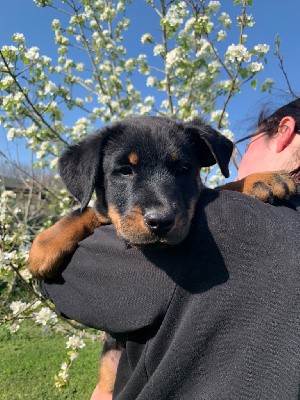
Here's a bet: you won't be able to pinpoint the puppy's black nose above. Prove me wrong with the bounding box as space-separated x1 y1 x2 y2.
144 209 175 235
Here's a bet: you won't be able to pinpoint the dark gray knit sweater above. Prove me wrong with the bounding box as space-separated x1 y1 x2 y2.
41 188 300 400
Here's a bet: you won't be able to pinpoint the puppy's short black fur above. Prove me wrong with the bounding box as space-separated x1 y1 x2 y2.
59 116 233 247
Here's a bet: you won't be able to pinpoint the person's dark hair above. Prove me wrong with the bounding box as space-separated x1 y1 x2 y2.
257 98 300 136
234 98 300 145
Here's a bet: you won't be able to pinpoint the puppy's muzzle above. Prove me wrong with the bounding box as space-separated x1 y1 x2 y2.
144 208 175 236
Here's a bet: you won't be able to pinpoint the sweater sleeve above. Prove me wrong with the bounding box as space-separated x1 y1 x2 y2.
40 224 178 334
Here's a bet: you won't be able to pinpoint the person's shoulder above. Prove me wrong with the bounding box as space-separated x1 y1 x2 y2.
198 188 300 241
196 188 299 278
201 187 299 221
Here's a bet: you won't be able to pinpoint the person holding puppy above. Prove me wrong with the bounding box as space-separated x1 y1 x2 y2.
38 111 300 400
236 97 300 209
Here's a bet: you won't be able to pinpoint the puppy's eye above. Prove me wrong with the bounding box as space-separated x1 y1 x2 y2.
117 166 134 176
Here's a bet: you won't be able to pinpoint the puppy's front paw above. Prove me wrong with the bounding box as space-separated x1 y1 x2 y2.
28 235 71 279
241 171 296 203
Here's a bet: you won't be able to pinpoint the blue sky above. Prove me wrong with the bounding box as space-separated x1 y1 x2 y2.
1 0 300 171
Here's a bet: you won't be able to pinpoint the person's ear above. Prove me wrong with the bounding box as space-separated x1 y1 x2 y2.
276 116 296 153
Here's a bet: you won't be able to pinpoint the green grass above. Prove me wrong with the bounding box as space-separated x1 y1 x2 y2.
0 322 102 400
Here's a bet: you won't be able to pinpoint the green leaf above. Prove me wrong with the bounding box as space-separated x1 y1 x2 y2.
239 68 249 79
251 79 257 90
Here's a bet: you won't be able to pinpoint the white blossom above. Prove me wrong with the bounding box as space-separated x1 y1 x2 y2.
1 75 14 87
10 301 29 315
124 58 136 71
12 33 25 44
226 44 251 63
153 44 164 57
35 307 58 325
217 30 227 41
178 97 188 107
247 62 264 73
254 44 270 54
1 45 18 54
70 352 78 361
66 335 85 350
221 129 234 141
210 110 228 124
219 12 231 28
24 46 40 61
163 2 188 27
75 62 84 72
160 100 169 109
141 33 153 44
60 362 68 371
7 128 16 140
44 81 57 95
196 39 213 60
208 1 221 14
146 76 156 87
166 47 183 70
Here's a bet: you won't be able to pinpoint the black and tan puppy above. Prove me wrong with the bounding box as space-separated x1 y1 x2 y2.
28 116 295 395
29 116 234 277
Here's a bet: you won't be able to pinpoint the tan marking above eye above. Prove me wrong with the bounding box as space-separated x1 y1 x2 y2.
128 152 139 165
170 151 179 161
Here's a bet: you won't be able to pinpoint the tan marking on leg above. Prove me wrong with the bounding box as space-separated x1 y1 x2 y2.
28 207 109 279
98 349 121 394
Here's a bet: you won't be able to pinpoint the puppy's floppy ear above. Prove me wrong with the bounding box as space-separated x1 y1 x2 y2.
184 118 233 178
59 127 111 211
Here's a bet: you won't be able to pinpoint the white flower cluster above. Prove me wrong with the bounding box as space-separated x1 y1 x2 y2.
166 47 183 71
24 46 40 61
101 3 117 22
34 307 58 326
208 1 221 14
66 335 85 350
124 58 136 72
226 44 251 63
196 39 213 61
153 44 164 57
10 301 29 315
146 76 156 87
163 1 188 27
44 81 57 95
12 33 25 44
137 96 155 115
71 117 89 140
56 365 69 386
34 0 52 6
0 250 14 271
254 44 270 54
221 129 234 141
1 75 14 89
210 110 229 127
247 62 264 73
141 33 153 44
217 30 227 41
219 12 231 28
1 45 18 55
2 92 24 113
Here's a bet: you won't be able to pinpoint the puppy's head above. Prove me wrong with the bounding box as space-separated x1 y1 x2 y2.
59 116 233 246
